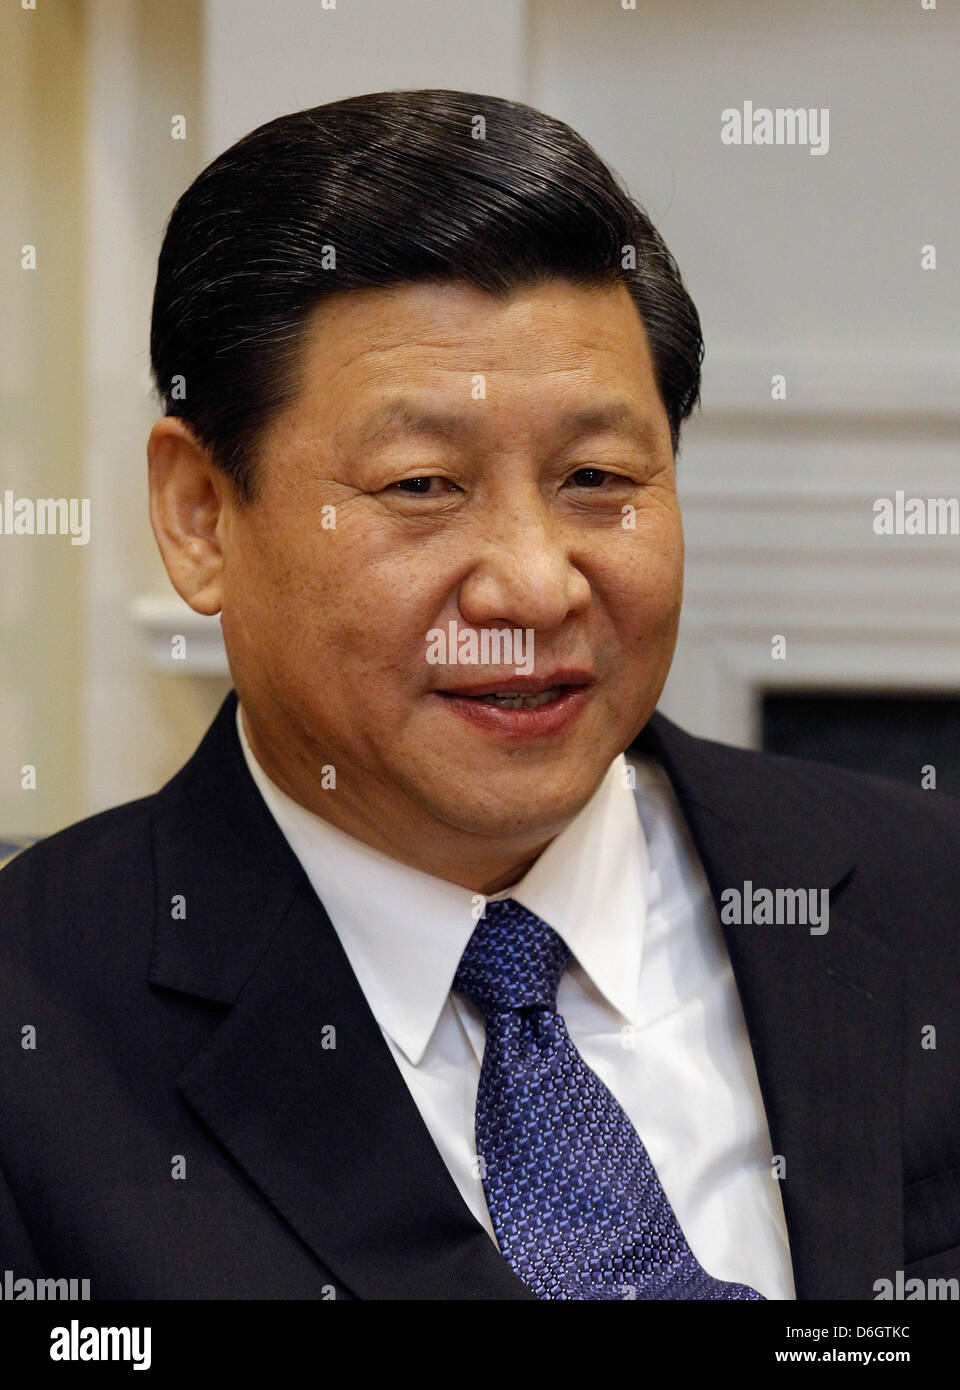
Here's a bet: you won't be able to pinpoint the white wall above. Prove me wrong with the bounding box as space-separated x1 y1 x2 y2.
0 0 84 835
203 0 527 158
530 0 957 365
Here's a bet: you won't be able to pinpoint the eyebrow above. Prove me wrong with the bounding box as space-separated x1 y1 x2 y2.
355 399 662 453
555 405 662 454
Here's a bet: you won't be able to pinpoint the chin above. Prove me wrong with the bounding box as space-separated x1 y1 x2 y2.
439 805 573 843
435 776 597 838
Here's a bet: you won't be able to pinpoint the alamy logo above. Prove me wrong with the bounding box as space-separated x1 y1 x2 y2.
719 881 829 935
874 1271 958 1300
425 620 534 674
49 1320 151 1370
1 1269 90 1299
872 491 960 535
721 101 829 156
0 490 91 545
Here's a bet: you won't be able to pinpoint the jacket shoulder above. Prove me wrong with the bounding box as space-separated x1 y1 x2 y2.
642 712 960 849
0 794 156 927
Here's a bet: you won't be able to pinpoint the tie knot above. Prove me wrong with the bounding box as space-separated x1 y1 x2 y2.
453 898 570 1019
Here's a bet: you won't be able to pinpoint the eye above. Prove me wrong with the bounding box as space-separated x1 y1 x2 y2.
385 476 458 496
566 468 624 488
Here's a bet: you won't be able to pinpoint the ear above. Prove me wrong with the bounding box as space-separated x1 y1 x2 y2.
147 417 232 616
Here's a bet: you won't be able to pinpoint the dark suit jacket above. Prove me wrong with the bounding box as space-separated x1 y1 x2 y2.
1 689 959 1299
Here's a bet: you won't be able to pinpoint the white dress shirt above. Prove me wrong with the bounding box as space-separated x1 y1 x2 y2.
235 701 795 1299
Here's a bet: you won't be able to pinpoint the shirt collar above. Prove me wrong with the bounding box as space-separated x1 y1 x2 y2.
236 701 648 1064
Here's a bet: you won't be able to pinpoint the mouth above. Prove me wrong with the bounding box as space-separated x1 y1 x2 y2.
440 684 572 710
432 672 596 737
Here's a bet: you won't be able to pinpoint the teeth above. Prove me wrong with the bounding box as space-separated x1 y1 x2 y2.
473 687 563 709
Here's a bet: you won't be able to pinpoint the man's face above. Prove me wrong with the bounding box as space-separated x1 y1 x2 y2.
217 279 683 870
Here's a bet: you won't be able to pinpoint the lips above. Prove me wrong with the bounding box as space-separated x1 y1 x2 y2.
433 677 595 738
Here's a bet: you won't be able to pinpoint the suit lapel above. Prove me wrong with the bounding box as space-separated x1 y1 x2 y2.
150 690 534 1300
635 714 904 1298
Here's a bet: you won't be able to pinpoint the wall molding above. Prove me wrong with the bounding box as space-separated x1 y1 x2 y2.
129 595 227 675
697 350 960 422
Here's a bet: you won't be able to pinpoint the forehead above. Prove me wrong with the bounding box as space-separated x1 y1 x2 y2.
283 278 668 445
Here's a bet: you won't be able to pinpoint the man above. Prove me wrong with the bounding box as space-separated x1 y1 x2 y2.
1 89 958 1302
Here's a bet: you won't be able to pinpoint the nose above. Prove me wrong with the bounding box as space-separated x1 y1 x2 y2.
456 497 591 633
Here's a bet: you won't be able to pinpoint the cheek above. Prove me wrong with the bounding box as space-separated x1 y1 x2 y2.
324 525 460 654
222 524 338 690
270 533 439 690
601 521 683 631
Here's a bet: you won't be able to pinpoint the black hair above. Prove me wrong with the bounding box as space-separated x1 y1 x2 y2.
150 89 703 502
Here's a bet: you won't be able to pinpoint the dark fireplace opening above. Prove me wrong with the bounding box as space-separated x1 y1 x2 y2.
760 692 960 798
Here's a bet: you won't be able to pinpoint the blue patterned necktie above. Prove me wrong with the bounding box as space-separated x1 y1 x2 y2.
453 898 765 1301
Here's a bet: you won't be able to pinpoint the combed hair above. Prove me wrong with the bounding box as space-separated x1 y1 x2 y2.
150 89 704 501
